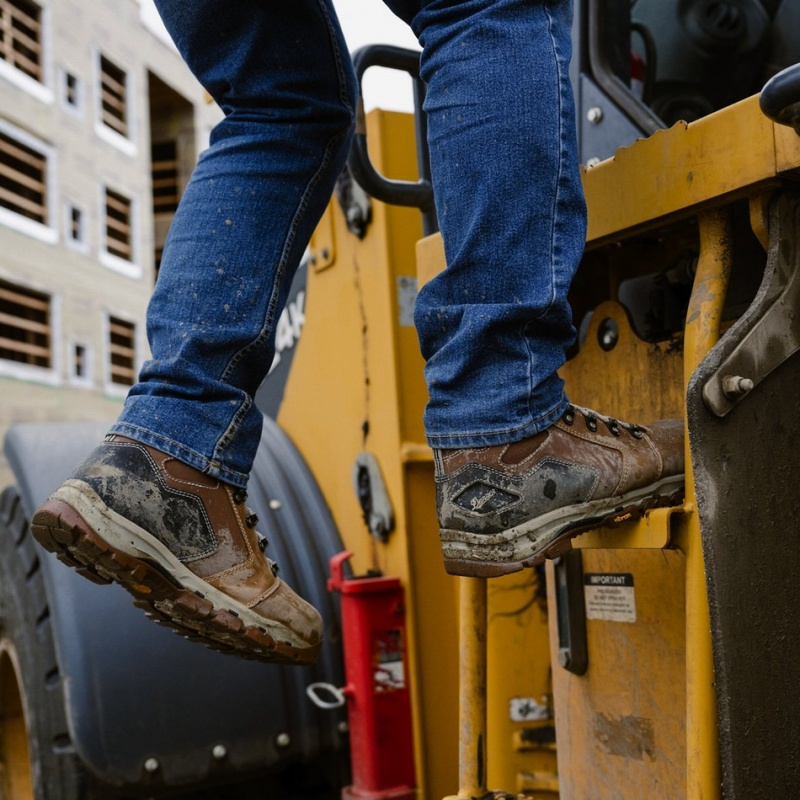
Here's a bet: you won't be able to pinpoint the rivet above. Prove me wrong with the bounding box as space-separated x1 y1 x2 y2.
269 499 282 510
597 317 619 352
587 106 603 124
144 757 160 773
212 744 228 760
276 732 291 748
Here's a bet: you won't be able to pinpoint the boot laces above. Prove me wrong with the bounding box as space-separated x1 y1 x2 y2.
562 404 645 439
232 488 279 574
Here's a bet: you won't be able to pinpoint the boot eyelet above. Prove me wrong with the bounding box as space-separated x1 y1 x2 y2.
631 426 645 439
608 422 620 436
563 410 575 425
586 417 598 432
246 513 259 527
233 488 248 504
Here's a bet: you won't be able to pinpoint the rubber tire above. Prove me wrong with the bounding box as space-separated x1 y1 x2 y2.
0 486 347 800
0 486 90 800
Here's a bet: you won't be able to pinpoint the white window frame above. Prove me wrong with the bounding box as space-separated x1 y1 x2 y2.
0 117 57 243
63 200 89 252
67 338 93 387
92 49 137 158
98 182 141 279
0 272 61 385
0 0 53 104
58 66 83 116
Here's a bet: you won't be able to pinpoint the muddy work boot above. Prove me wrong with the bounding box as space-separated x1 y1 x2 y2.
436 405 684 577
30 436 322 664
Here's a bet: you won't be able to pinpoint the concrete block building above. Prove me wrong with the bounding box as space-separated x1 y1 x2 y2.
0 0 221 486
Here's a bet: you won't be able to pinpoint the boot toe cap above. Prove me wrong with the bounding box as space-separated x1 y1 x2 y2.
253 579 323 648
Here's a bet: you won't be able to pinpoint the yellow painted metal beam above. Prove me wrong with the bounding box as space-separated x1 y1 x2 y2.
680 207 734 799
583 96 787 246
457 577 488 799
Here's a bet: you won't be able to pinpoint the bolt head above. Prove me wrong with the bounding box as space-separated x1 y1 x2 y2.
212 744 228 760
587 106 604 124
721 374 754 399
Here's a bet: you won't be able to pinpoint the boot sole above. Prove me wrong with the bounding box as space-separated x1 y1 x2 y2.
440 475 685 578
30 483 321 665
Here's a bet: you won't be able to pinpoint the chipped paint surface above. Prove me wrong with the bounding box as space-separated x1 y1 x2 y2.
594 712 656 762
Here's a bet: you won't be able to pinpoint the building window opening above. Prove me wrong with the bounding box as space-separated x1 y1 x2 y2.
63 70 80 108
108 316 135 386
99 55 128 137
0 128 47 224
0 0 42 83
104 188 132 261
151 140 178 214
73 343 85 377
0 279 50 368
69 204 83 242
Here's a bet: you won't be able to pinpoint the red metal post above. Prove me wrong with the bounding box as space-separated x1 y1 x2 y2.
329 551 417 800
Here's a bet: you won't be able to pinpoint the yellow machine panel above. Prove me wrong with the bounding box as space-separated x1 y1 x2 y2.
281 57 800 798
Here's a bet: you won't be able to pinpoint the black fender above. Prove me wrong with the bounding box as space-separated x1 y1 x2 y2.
688 192 800 798
2 417 346 795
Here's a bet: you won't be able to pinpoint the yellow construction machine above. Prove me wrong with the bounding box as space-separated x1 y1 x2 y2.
2 1 799 798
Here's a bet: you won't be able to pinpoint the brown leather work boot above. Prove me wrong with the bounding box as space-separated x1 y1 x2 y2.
436 405 685 577
30 435 322 664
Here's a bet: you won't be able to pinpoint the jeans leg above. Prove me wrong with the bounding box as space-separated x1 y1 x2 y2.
110 0 356 487
408 0 587 449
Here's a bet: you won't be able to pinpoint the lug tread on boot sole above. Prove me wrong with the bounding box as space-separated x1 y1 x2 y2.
442 486 685 578
30 498 320 665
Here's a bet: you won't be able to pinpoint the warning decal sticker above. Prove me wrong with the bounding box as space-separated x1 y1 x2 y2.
584 573 636 623
374 628 406 692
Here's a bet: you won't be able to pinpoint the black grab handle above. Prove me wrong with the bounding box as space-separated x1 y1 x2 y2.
349 44 438 235
760 63 800 134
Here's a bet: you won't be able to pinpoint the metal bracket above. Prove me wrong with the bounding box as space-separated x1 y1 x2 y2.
353 452 395 542
334 164 372 239
553 550 588 676
703 193 800 417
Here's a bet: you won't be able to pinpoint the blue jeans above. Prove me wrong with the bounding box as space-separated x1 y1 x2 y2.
110 0 587 488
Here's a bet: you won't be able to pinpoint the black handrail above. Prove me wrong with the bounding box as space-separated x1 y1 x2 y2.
760 63 800 134
348 44 438 235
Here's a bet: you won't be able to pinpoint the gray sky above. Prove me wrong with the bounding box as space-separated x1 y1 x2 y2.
333 0 418 111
